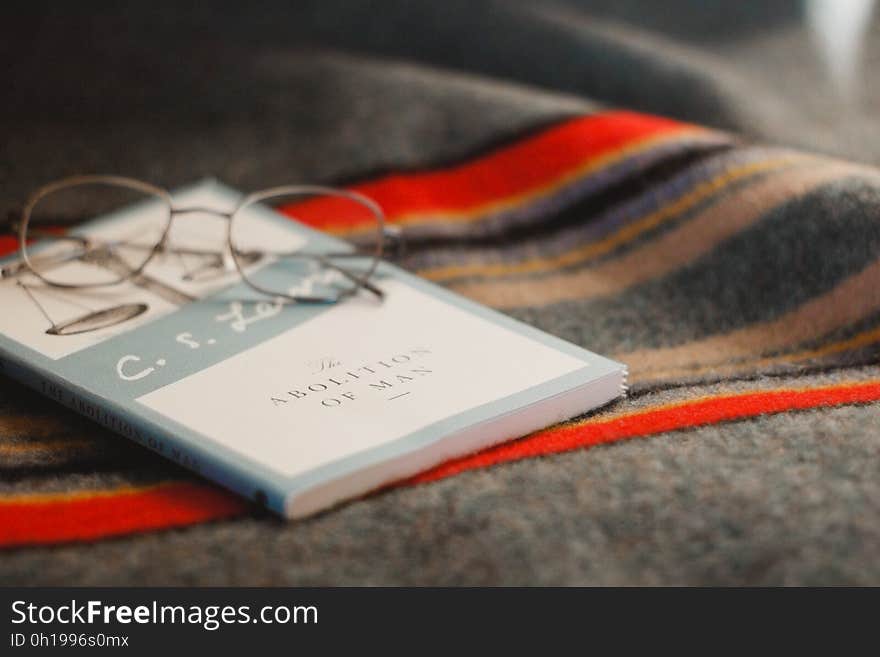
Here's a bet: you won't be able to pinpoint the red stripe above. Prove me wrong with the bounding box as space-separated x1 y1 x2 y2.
0 482 248 548
3 380 879 548
0 235 17 259
279 111 690 230
0 228 68 259
408 380 880 484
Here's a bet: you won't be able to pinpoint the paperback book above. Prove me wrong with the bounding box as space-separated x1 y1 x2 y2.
0 180 627 517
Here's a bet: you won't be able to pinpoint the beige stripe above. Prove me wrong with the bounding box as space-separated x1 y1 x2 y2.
450 162 866 309
621 256 880 381
630 325 880 384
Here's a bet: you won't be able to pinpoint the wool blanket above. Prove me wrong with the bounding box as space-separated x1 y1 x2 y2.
1 1 879 585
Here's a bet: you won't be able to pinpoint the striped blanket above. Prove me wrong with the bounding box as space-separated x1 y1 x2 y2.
2 2 879 584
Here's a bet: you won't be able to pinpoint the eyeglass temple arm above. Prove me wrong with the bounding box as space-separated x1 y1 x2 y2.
314 256 385 299
0 212 17 279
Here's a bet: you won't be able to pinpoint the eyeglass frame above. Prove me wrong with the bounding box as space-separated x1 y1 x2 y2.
2 174 393 304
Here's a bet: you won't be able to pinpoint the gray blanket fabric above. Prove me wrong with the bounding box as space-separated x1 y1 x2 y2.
1 1 879 585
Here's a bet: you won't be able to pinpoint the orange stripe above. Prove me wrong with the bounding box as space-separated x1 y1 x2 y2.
280 111 703 232
3 379 880 548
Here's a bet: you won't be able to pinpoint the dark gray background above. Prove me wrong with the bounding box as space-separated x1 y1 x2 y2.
3 0 879 209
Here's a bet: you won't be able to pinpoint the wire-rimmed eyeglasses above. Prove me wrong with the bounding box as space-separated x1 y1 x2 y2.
1 175 396 306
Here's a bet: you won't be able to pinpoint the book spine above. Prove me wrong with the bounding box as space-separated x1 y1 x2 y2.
0 346 273 512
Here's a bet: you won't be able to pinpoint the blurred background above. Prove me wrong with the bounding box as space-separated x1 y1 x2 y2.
2 0 878 200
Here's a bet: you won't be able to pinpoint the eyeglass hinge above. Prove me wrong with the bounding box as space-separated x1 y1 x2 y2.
382 225 405 259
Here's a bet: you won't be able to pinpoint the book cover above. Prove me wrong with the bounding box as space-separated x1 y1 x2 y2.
0 180 626 518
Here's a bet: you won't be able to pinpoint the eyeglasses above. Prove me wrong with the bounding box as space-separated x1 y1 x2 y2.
1 175 397 305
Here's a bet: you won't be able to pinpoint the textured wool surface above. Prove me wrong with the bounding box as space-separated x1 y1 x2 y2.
1 2 880 585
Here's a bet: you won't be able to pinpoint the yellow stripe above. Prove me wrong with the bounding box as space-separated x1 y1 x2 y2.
418 156 796 282
0 438 96 456
0 480 181 506
331 128 719 236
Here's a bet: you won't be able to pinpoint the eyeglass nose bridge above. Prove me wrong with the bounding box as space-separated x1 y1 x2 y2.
162 205 236 250
169 205 235 219
154 205 238 256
